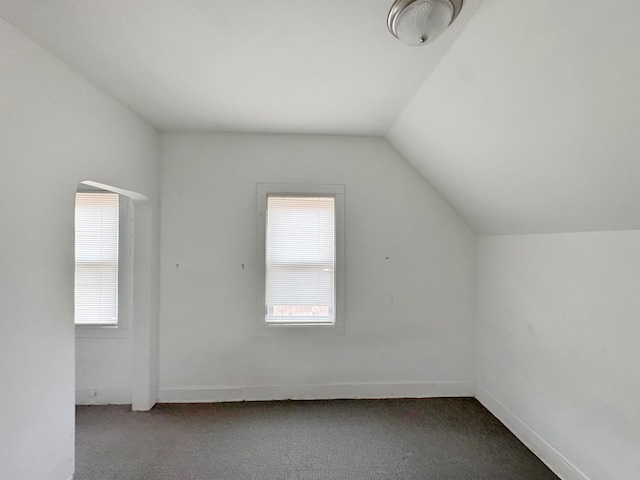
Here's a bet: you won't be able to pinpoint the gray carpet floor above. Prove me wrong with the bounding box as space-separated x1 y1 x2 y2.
75 398 560 480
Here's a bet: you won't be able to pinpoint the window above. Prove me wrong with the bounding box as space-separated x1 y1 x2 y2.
257 184 345 327
74 192 119 325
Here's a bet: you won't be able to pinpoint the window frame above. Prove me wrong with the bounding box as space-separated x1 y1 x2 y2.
74 189 132 338
257 184 345 331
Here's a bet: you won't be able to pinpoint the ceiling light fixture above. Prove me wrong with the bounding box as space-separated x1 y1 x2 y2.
387 0 463 46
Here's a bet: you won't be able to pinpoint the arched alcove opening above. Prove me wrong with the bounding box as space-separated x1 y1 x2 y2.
75 181 157 411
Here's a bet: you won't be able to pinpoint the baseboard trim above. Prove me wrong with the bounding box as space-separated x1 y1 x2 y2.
475 386 591 480
158 381 474 403
76 388 130 405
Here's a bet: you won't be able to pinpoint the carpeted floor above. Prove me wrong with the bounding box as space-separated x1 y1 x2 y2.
75 398 560 480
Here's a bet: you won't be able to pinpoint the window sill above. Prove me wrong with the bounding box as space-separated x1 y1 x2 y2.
256 322 346 338
75 324 130 339
266 320 335 327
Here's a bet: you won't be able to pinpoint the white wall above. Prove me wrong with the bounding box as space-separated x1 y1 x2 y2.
476 231 640 480
0 18 159 480
159 133 475 402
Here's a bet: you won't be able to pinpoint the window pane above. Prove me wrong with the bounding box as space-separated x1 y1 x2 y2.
74 192 119 325
266 196 335 324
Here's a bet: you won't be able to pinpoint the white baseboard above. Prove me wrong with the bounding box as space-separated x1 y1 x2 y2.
475 386 591 480
158 381 474 403
76 388 130 405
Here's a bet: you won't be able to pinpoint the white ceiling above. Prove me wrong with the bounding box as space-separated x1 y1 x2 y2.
389 0 640 234
0 0 480 135
2 0 639 235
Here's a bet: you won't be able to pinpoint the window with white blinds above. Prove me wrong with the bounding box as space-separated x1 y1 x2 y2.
74 192 119 325
265 195 336 325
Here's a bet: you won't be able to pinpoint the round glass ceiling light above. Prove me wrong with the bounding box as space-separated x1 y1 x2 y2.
387 0 463 46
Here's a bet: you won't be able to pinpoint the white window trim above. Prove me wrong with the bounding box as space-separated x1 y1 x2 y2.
257 183 345 333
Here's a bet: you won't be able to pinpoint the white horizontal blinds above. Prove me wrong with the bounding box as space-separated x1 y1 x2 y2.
74 192 119 325
266 195 335 324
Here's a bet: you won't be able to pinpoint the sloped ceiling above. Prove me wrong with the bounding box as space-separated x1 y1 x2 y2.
1 0 638 235
388 0 640 235
0 0 480 135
